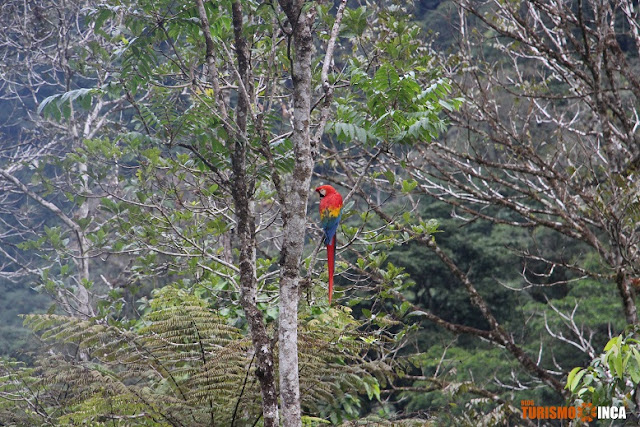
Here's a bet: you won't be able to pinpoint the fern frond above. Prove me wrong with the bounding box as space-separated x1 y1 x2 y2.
5 285 388 425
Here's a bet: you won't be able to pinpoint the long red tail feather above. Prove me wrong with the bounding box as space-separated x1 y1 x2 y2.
327 234 335 304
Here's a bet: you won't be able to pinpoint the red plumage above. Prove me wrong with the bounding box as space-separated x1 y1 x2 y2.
315 185 343 304
327 234 336 304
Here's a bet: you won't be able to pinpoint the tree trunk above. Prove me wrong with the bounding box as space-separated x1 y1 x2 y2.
226 1 280 424
276 1 317 425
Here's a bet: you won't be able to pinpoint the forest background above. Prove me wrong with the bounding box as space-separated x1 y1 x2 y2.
1 0 640 425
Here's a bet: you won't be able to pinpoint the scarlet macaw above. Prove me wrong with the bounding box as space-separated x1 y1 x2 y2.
315 185 343 304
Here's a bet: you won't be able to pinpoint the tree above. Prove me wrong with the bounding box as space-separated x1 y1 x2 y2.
77 0 343 422
309 0 640 420
568 326 640 413
0 285 383 425
11 0 412 424
438 0 640 324
0 0 507 424
0 0 128 321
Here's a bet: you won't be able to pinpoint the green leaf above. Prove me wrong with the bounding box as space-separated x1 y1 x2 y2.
632 348 640 374
612 352 624 379
630 363 640 384
570 368 587 392
383 170 395 185
566 367 582 390
93 9 112 32
401 179 418 193
38 88 100 120
604 335 620 352
398 301 411 316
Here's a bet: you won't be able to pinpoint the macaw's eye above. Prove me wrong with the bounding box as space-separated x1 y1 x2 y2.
318 189 326 197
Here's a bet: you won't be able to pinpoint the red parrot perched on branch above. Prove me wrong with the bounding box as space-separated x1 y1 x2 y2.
315 185 343 304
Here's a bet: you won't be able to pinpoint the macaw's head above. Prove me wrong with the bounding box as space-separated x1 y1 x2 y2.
315 185 337 198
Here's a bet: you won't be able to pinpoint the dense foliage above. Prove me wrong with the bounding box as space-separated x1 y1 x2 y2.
1 0 640 425
1 286 384 425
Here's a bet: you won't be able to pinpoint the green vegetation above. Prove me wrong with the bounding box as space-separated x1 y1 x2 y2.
1 286 383 425
1 0 639 425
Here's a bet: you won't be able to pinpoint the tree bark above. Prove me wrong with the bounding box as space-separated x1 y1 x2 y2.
276 0 317 425
219 1 280 424
615 269 638 325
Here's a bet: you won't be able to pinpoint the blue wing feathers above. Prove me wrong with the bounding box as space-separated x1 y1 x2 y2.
321 213 341 245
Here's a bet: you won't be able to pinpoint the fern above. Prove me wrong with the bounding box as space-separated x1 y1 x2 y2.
1 285 386 425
